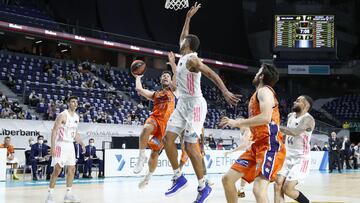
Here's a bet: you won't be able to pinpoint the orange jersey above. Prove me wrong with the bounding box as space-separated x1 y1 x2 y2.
231 86 285 183
0 144 15 156
151 87 175 122
248 86 282 144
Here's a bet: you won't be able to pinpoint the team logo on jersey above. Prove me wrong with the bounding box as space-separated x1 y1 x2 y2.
235 159 249 167
115 154 125 171
205 154 213 169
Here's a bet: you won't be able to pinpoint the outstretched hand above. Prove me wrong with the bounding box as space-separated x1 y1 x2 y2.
186 2 201 18
219 117 237 129
131 73 144 79
167 51 176 64
223 91 241 107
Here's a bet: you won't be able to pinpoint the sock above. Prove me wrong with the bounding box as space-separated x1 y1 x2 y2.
66 187 72 194
140 149 145 157
295 191 310 203
48 188 54 194
198 177 206 190
146 171 153 178
239 187 244 193
174 168 182 178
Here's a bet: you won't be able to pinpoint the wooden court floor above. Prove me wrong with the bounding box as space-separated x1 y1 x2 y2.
1 170 359 203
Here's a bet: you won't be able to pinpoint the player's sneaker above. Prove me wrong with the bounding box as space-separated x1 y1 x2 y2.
45 193 55 203
165 174 188 197
133 154 147 174
193 182 212 203
237 189 245 198
138 173 152 189
12 174 19 180
64 193 80 203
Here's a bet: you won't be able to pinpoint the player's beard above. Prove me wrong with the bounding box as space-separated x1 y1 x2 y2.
292 105 302 113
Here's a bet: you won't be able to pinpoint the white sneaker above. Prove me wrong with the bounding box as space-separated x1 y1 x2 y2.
133 154 147 174
45 193 55 203
64 193 80 203
138 173 152 189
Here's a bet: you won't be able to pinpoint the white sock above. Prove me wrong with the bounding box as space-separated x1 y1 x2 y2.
66 187 72 194
140 150 145 157
198 177 206 190
174 168 182 178
145 171 153 180
239 187 244 192
48 188 54 194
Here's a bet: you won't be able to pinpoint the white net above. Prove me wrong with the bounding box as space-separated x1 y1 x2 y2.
165 0 189 11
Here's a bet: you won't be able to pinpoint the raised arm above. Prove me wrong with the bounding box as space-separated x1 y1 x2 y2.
135 75 155 101
187 56 240 107
179 2 201 45
167 51 177 91
280 115 315 136
50 113 65 156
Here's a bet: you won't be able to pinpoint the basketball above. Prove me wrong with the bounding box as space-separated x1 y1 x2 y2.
131 60 146 76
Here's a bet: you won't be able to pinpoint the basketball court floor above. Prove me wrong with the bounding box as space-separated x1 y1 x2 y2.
1 170 359 203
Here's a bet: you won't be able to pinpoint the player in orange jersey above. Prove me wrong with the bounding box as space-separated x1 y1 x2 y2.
133 52 177 189
223 127 253 198
220 64 286 203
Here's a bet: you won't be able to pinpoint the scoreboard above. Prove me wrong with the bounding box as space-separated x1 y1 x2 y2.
274 15 335 49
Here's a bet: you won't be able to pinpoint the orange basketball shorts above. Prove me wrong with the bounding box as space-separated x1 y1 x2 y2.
145 116 167 151
231 139 286 183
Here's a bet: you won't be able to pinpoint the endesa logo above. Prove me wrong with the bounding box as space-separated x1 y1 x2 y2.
115 154 126 171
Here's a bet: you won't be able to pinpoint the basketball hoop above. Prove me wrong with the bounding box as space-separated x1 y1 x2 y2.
165 0 189 11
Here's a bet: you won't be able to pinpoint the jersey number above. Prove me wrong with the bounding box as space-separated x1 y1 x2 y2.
187 73 195 96
287 136 294 145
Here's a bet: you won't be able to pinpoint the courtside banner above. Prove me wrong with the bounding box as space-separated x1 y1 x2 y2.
0 148 6 181
104 149 328 177
0 119 143 149
0 119 239 149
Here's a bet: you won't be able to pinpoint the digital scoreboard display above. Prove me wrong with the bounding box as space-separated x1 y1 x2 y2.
274 15 334 49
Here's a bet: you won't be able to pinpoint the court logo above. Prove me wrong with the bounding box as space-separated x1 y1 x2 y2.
115 154 125 171
205 154 213 169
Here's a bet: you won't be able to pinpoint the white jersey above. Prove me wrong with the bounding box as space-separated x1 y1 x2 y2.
57 110 79 142
176 52 203 99
285 112 313 158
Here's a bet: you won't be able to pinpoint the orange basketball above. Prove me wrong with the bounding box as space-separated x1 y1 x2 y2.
131 60 146 76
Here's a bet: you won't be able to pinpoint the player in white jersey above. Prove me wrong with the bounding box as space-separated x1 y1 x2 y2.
163 3 240 203
46 96 86 203
274 95 315 203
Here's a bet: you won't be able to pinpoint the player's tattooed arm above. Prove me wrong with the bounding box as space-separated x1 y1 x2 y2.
280 115 315 136
167 51 177 91
134 75 155 101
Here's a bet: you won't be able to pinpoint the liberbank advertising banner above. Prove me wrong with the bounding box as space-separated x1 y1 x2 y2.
105 149 328 177
0 119 239 149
